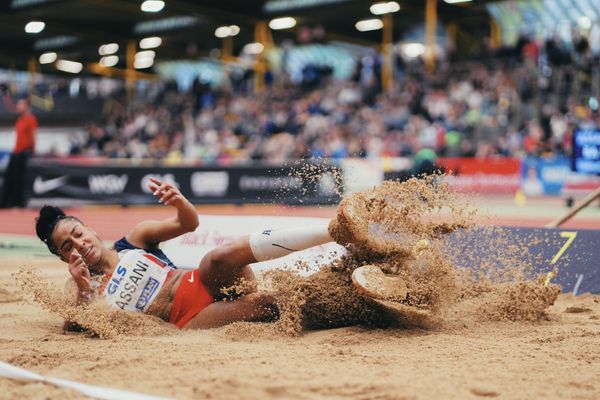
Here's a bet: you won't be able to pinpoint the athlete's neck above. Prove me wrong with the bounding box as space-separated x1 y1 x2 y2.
89 249 119 276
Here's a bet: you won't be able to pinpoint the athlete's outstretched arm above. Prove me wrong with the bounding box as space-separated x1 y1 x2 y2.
127 177 199 248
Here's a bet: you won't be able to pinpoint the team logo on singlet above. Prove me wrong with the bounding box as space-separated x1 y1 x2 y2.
136 278 161 310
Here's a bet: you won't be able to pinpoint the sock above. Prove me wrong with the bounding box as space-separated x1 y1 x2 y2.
249 224 333 262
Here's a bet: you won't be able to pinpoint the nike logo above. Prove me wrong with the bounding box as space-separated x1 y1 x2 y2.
188 273 195 283
33 175 68 194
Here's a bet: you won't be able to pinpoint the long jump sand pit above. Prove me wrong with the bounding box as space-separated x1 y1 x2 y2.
1 178 599 399
0 257 599 399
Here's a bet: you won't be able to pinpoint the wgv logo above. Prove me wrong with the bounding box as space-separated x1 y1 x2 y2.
88 174 128 194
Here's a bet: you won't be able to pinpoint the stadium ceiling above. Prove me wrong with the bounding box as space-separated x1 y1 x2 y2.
0 0 500 75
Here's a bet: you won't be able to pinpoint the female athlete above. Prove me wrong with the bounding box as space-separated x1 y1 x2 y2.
35 178 337 330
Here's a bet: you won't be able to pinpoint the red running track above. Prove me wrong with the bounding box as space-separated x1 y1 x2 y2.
1 203 598 241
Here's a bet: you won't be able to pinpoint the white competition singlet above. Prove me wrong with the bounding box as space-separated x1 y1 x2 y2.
101 249 171 312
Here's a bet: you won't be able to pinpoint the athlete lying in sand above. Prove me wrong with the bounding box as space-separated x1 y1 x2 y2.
35 178 340 330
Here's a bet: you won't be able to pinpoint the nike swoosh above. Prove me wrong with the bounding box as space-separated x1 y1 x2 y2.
33 175 68 194
188 273 195 283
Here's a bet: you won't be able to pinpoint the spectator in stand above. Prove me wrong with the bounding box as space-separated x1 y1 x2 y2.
62 32 600 166
1 97 37 208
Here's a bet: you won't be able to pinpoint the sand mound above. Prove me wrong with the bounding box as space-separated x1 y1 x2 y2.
267 176 560 333
14 268 174 338
0 285 21 303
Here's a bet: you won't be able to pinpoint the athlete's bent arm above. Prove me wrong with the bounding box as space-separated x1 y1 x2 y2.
64 257 92 332
127 177 199 249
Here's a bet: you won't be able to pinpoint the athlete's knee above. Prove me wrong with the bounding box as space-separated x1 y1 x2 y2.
203 247 228 269
203 239 250 268
204 243 239 267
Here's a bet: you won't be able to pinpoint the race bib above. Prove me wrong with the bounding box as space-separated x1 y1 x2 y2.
102 250 170 312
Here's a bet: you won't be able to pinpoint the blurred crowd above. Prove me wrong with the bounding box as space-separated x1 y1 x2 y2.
65 32 600 165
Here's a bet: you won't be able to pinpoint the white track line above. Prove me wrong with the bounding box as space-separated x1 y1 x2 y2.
0 361 173 400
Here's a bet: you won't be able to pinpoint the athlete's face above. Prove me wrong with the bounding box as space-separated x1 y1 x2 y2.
51 219 107 266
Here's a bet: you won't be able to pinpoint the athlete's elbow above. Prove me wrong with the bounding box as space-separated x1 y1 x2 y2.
183 215 199 232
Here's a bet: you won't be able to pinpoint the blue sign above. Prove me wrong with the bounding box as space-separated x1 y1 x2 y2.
448 227 600 295
521 157 571 195
573 129 600 175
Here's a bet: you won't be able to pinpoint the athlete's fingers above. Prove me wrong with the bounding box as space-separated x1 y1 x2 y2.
69 249 82 263
160 190 181 204
159 185 180 200
159 188 178 204
70 266 90 290
149 178 165 193
69 259 85 275
68 257 84 274
148 177 167 193
164 192 181 205
149 177 162 186
71 265 89 285
79 270 90 284
68 264 84 279
153 182 172 197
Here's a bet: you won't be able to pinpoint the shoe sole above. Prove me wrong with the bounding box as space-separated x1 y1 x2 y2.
352 264 431 322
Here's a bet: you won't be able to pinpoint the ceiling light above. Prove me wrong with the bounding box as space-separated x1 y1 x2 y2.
215 26 231 38
12 0 56 9
263 0 348 13
25 21 45 33
33 35 77 50
443 0 472 3
39 52 57 64
135 50 155 59
243 42 264 54
229 25 240 36
401 43 425 58
100 55 119 67
370 2 400 15
355 19 383 32
578 16 592 30
139 36 162 49
134 57 154 69
269 17 296 30
141 0 164 12
134 16 197 34
56 59 82 74
215 25 240 38
98 43 119 55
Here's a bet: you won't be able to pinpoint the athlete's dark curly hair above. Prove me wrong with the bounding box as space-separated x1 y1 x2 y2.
35 205 80 256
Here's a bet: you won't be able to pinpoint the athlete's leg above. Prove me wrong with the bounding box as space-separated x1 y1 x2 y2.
197 237 256 299
182 292 278 329
198 224 333 299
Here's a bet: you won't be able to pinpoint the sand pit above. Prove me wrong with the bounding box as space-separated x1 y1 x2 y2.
0 257 599 399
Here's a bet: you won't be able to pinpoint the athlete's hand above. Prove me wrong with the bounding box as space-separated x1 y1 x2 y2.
148 177 187 208
68 250 91 293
